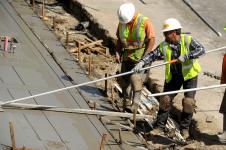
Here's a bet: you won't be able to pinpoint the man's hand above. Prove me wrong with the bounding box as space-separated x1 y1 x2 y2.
133 61 145 73
116 51 121 63
178 55 188 63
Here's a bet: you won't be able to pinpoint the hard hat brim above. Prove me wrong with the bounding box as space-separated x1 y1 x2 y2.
162 18 182 32
162 27 182 32
119 18 131 24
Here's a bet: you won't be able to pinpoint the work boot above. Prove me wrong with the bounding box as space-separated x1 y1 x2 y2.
180 111 193 133
181 129 189 140
155 110 169 128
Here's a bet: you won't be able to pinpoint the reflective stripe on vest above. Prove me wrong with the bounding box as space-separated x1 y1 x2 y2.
119 13 147 61
160 34 202 83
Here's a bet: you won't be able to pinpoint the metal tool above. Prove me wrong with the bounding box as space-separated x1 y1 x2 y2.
148 83 226 98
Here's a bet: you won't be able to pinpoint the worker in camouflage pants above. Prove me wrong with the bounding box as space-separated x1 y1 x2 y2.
115 3 155 112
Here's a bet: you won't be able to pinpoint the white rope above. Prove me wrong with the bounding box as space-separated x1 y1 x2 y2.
2 46 226 105
1 62 168 105
148 84 226 98
205 46 226 54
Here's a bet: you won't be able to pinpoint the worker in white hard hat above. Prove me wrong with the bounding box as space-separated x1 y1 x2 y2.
115 3 155 112
133 18 205 140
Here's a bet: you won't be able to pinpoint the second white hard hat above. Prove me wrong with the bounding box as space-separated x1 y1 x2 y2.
117 3 135 24
162 18 182 32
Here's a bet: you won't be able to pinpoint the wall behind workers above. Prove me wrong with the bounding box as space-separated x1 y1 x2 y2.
57 0 117 54
57 0 226 72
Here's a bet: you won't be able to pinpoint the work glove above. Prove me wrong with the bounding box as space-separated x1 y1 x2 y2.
177 54 188 63
115 51 121 63
133 61 145 73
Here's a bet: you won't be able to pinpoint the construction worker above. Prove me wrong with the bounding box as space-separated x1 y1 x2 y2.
133 18 205 139
115 3 155 111
218 53 226 143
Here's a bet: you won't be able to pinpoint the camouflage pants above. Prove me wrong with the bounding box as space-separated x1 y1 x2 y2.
118 61 143 100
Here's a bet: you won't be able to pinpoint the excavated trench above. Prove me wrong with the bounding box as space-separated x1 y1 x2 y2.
57 0 116 52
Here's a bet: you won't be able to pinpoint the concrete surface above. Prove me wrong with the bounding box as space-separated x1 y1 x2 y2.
60 0 226 147
0 0 120 149
6 0 148 149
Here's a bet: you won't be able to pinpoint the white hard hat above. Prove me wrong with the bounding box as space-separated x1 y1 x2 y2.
117 3 135 24
162 18 182 32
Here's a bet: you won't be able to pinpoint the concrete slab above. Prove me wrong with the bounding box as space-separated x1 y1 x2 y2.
184 0 226 37
0 0 120 149
10 0 146 149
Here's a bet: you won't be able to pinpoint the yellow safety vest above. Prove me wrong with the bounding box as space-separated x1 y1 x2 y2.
160 34 202 83
119 13 148 62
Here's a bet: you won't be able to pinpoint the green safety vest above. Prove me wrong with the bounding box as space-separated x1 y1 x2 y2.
119 13 148 62
160 34 202 83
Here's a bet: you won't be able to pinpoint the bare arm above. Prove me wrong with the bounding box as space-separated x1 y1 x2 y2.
115 39 122 63
115 25 122 63
144 37 155 55
144 19 155 55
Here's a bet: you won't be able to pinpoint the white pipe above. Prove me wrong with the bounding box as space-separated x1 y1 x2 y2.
2 46 226 105
2 102 153 120
1 62 170 105
148 84 226 98
205 46 226 54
